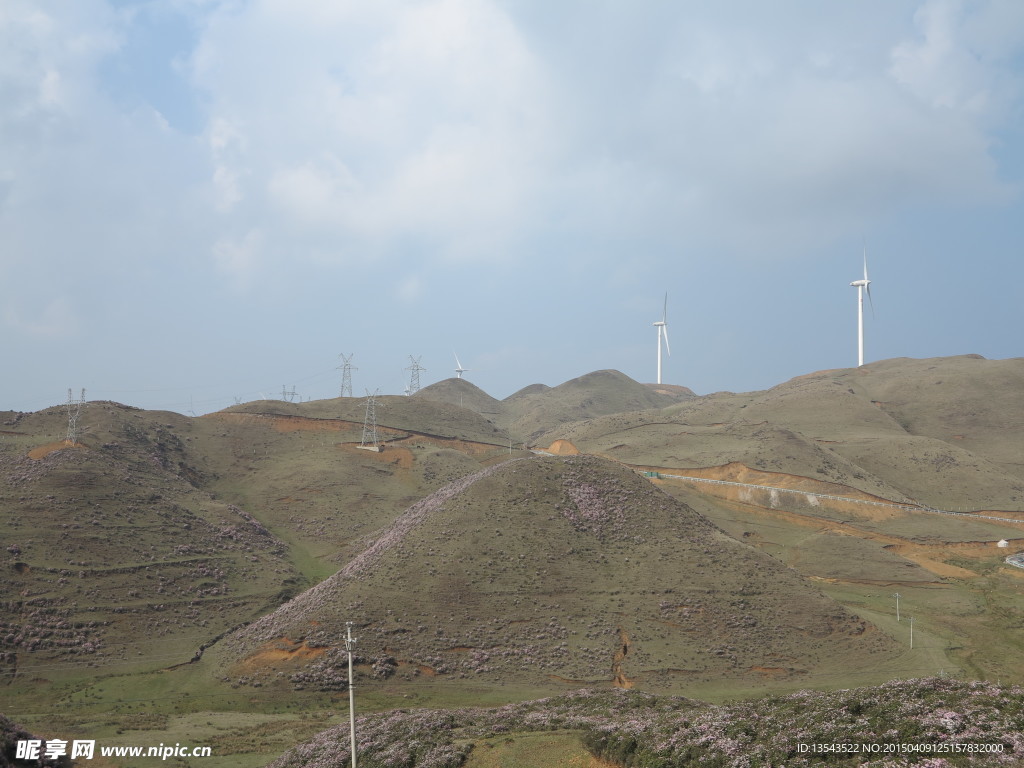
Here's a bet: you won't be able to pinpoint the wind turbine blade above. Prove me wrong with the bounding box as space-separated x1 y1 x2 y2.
863 248 869 282
867 283 875 318
663 325 671 356
663 292 668 324
454 352 463 370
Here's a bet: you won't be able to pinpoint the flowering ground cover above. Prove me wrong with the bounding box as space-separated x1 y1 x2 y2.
270 678 1024 768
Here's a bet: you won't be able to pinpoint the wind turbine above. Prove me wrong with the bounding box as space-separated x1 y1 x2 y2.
453 352 469 379
850 250 874 367
653 293 670 385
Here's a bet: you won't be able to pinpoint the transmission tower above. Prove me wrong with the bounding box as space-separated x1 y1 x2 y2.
281 385 297 403
404 355 425 396
65 388 85 444
359 389 381 451
338 353 357 398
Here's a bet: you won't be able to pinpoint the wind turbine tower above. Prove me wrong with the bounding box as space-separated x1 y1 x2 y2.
453 352 469 379
653 293 671 385
850 252 874 367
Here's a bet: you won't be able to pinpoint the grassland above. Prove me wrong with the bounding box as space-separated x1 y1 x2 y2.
3 356 1024 766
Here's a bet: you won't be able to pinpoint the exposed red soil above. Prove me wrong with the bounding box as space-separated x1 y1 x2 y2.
546 439 581 455
636 461 899 506
27 441 84 460
240 636 327 670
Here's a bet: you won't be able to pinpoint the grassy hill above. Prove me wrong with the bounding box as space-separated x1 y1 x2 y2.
539 355 1024 512
0 394 520 685
3 356 1024 767
499 370 690 443
0 402 302 681
210 454 898 694
414 379 504 420
192 395 518 581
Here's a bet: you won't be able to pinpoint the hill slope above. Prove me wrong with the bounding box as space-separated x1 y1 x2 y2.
210 455 898 691
414 378 504 418
500 370 689 442
0 403 301 678
539 356 1024 511
0 393 518 679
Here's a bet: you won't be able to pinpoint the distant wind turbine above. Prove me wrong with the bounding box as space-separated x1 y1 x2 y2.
653 293 670 385
850 250 874 367
454 352 469 379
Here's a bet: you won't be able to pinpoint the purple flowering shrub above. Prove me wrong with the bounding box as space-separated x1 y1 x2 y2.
583 677 1024 767
0 606 104 656
290 649 350 691
270 689 687 768
560 456 649 542
270 680 1023 768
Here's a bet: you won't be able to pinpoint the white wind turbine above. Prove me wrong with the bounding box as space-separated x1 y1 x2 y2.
850 250 874 367
453 352 469 379
653 293 670 384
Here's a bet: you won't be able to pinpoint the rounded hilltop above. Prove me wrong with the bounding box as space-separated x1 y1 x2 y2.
209 453 897 692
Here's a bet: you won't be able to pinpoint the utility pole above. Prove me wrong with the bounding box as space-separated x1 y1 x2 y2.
65 388 85 444
281 385 297 403
893 592 901 622
345 622 358 768
338 354 357 398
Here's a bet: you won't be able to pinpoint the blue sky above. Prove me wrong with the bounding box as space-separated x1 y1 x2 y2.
2 0 1022 414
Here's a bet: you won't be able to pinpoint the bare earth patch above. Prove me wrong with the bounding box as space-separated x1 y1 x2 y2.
27 441 84 460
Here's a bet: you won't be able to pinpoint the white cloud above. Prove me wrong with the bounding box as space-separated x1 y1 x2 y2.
890 0 991 112
188 0 553 266
0 1 120 123
3 0 1021 305
0 0 210 299
890 0 1024 127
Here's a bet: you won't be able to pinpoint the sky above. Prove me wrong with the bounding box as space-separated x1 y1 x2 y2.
2 0 1023 415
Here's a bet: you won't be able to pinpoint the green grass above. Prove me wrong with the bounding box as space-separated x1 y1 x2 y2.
463 730 593 768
